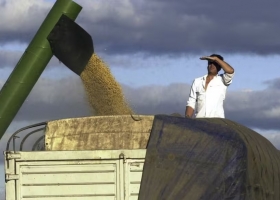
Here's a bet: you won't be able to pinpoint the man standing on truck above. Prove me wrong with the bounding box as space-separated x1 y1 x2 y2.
185 54 235 118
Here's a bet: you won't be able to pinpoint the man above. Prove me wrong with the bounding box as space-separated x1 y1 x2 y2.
185 54 234 118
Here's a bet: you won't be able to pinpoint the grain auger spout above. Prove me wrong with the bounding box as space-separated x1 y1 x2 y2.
47 14 94 76
48 15 133 116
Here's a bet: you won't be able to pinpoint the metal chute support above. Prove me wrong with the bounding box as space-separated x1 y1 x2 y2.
0 0 82 140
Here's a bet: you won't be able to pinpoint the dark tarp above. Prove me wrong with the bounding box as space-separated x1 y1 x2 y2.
138 115 280 200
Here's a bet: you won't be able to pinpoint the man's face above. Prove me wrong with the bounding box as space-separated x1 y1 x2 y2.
207 61 219 74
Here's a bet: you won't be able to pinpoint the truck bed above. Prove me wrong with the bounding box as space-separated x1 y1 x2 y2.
4 150 145 200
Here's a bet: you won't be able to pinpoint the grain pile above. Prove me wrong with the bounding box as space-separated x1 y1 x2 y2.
80 54 133 115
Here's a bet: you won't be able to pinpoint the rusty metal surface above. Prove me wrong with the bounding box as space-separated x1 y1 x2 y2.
139 115 280 200
45 115 154 150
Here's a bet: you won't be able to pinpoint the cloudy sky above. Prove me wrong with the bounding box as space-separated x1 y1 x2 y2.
1 0 280 198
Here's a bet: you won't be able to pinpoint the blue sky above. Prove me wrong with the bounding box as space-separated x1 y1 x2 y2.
1 0 280 198
2 42 280 90
109 54 280 90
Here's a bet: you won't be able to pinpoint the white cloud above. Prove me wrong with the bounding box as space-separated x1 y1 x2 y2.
77 0 135 22
263 107 280 118
1 0 280 54
0 0 51 33
0 50 22 68
253 128 280 150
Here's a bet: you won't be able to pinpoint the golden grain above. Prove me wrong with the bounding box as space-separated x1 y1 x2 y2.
80 54 133 115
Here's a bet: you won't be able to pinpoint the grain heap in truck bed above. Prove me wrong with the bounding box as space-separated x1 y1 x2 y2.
45 115 154 150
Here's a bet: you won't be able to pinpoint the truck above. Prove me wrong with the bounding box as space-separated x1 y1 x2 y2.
4 115 153 200
4 114 280 200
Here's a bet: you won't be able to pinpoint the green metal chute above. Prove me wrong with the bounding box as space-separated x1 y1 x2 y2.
0 0 82 140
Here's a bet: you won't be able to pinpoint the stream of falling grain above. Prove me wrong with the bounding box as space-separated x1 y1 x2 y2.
80 54 133 115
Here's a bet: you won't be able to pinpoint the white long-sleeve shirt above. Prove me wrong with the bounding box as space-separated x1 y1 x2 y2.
187 72 234 118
